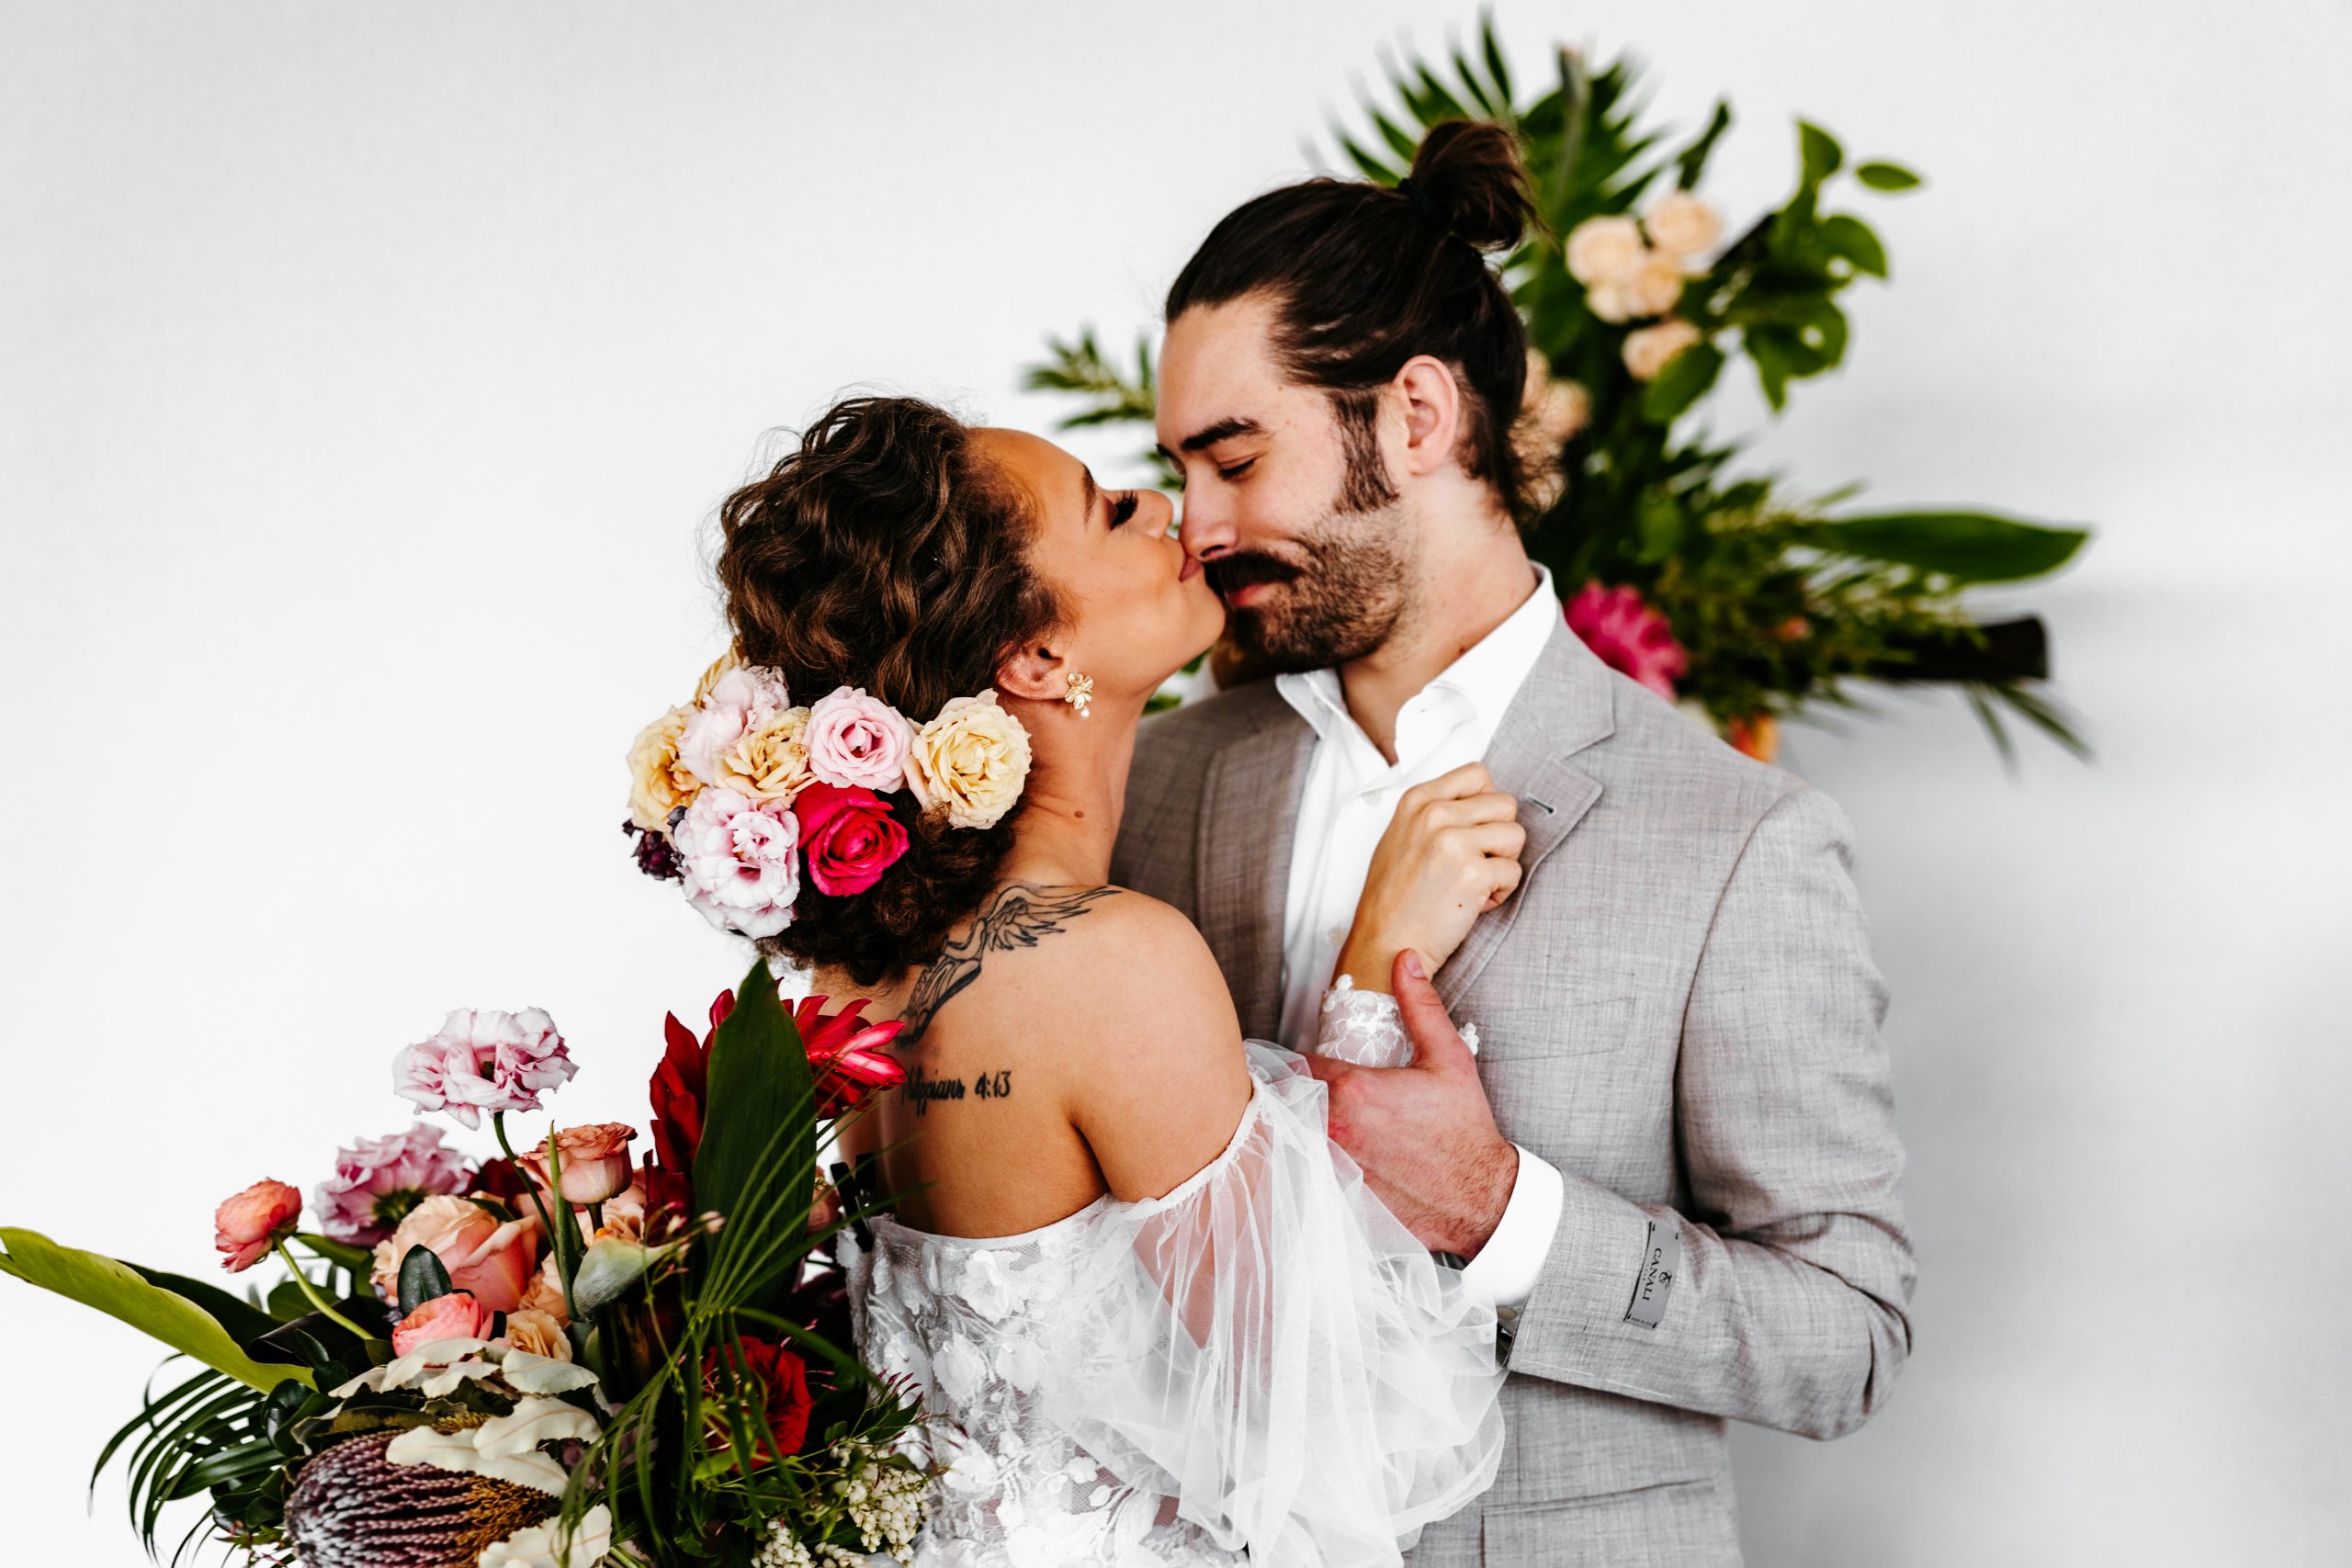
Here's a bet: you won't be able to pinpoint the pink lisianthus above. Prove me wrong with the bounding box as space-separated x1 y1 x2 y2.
311 1123 470 1246
674 786 801 938
1564 581 1690 701
677 664 789 787
802 686 913 793
368 1193 541 1314
393 1008 575 1131
390 1289 493 1355
520 1122 639 1207
795 782 910 897
214 1179 303 1273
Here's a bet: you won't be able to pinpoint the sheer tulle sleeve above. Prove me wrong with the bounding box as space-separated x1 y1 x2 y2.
1035 1041 1506 1567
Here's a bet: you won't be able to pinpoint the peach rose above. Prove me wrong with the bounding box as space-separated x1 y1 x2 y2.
1623 251 1689 318
713 705 815 805
214 1179 303 1273
493 1306 573 1361
369 1194 541 1314
517 1253 571 1325
1623 319 1704 381
907 690 1032 829
521 1122 638 1207
1564 214 1645 286
627 705 699 830
391 1289 492 1355
1645 190 1723 259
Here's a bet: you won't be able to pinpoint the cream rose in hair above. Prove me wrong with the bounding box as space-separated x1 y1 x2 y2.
714 705 815 805
677 663 788 787
627 705 699 830
908 690 1032 830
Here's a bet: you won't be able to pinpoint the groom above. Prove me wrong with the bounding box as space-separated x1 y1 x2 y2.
1111 143 1915 1565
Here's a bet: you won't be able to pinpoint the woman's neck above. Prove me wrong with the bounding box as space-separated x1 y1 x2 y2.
995 695 1137 888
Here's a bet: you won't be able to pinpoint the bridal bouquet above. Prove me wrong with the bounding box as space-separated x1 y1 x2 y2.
0 966 925 1568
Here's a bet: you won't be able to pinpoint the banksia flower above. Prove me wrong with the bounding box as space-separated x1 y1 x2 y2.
283 1432 558 1568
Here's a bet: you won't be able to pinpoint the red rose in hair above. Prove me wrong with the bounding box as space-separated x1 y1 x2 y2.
703 1337 815 1463
793 782 909 897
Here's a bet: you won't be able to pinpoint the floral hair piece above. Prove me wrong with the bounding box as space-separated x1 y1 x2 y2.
623 653 1033 938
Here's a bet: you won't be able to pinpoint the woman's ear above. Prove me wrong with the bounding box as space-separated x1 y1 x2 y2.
1392 355 1464 479
995 640 1069 705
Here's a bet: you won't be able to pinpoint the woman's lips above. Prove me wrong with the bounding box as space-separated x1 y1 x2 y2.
1179 552 1204 582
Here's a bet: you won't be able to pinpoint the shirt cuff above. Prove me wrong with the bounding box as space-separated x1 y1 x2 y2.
1458 1144 1566 1318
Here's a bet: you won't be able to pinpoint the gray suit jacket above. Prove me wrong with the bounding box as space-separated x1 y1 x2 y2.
1111 620 1916 1566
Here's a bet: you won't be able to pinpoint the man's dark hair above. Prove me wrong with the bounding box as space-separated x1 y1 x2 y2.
1165 119 1537 516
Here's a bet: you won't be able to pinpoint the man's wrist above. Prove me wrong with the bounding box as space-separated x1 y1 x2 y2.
1452 1136 1521 1258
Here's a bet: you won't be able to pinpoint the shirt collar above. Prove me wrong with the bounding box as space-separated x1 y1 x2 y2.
1274 563 1557 753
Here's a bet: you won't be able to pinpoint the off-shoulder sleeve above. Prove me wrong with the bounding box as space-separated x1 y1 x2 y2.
1035 1041 1506 1566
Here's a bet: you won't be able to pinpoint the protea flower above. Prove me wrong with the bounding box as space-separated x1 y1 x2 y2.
795 997 905 1118
283 1432 558 1568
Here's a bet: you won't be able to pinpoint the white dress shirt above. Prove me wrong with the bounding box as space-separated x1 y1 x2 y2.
1272 564 1568 1317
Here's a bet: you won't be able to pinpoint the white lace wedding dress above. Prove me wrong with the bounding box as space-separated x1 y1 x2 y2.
839 985 1505 1567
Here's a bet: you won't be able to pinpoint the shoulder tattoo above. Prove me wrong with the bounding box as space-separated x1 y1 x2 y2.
899 883 1125 1047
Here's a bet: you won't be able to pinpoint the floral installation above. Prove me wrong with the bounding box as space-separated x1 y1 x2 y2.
627 655 1033 935
0 962 925 1567
1028 14 2091 765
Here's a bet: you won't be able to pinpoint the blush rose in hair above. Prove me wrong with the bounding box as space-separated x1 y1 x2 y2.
794 782 910 897
802 686 914 793
214 1179 304 1273
390 1289 493 1355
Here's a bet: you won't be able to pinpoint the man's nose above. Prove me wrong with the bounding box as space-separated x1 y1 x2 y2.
1179 493 1237 561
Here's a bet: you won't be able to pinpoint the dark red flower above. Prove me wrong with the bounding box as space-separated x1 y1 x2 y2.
795 996 906 1118
623 818 683 881
650 990 733 1173
702 1337 815 1464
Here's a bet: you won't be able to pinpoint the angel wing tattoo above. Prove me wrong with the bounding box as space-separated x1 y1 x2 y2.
899 883 1125 1046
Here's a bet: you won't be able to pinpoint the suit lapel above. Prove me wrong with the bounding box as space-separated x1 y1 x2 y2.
1437 622 1618 1010
1195 705 1314 1039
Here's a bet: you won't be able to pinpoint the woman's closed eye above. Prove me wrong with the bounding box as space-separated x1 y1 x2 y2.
1107 491 1140 529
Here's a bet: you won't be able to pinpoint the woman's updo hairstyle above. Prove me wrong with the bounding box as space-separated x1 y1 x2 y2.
1164 119 1537 517
716 395 1060 984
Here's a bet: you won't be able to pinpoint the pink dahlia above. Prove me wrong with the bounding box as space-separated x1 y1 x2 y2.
1564 581 1690 701
393 1008 576 1131
312 1123 471 1246
674 785 800 938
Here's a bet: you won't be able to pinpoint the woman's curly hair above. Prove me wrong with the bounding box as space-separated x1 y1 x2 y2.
716 396 1060 984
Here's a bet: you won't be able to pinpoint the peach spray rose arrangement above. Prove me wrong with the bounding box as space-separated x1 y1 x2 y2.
0 965 922 1567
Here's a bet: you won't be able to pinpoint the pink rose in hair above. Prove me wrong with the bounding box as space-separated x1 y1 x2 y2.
795 782 910 897
1565 581 1690 701
678 664 789 786
674 785 801 938
312 1123 470 1246
802 686 913 793
214 1179 303 1273
392 1008 575 1131
368 1193 541 1314
390 1289 493 1355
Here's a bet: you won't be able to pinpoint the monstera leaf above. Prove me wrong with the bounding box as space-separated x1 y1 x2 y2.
0 1226 305 1393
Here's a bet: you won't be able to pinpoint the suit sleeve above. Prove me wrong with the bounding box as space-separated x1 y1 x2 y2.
1501 785 1917 1439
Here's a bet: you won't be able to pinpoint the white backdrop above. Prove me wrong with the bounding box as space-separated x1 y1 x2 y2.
5 3 2348 1563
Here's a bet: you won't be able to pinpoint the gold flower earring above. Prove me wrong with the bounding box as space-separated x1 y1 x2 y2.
1062 671 1095 719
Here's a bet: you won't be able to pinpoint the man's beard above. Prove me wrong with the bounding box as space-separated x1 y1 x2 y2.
1207 501 1416 674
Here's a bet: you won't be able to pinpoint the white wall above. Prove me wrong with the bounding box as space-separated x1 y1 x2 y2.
4 3 2346 1562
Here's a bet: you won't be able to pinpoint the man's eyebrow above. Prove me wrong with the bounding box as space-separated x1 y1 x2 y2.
1165 416 1266 456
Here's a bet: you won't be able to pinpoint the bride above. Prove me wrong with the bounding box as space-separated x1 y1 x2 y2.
714 395 1526 1566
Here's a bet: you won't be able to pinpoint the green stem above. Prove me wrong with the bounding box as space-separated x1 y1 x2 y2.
271 1238 379 1341
495 1113 581 1324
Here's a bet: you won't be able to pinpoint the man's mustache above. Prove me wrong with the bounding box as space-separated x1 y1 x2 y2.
1204 552 1302 599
